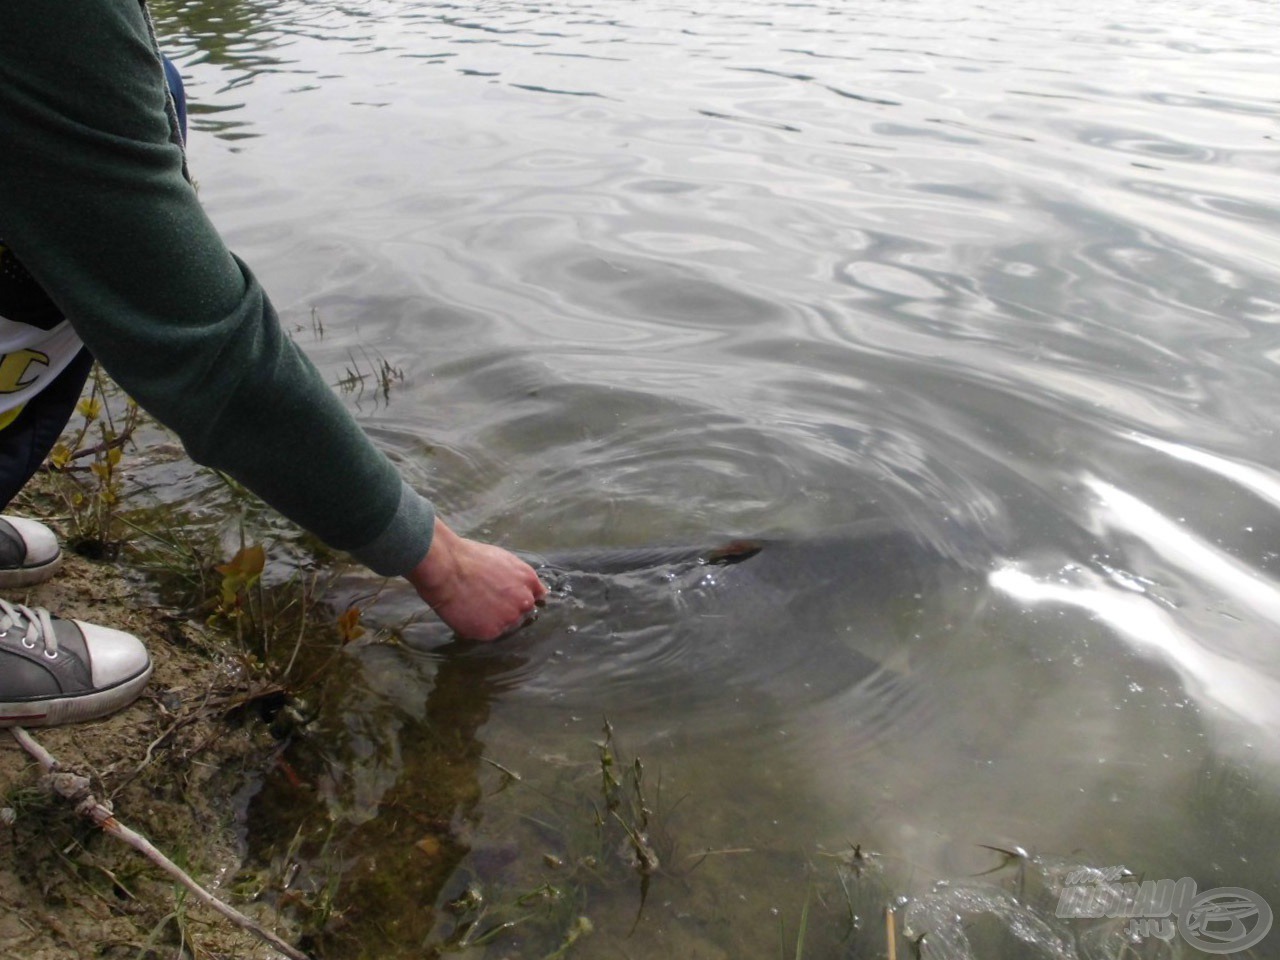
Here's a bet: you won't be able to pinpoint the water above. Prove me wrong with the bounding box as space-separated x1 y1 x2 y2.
146 0 1280 956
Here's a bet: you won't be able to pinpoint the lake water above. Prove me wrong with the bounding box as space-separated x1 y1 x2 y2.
148 0 1280 957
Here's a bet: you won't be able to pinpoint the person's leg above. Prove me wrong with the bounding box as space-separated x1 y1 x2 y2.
0 347 93 510
161 55 188 145
0 349 152 727
0 347 93 585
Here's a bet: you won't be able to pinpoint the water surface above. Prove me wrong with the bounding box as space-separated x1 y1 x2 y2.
147 0 1280 956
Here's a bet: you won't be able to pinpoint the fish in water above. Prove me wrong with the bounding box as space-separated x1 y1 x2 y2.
437 519 992 734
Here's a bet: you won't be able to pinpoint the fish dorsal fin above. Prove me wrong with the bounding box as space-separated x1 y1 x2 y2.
702 539 764 565
529 539 765 575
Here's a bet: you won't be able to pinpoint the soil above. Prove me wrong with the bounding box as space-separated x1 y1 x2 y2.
0 543 300 959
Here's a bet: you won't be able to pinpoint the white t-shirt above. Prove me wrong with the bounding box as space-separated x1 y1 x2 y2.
0 244 86 429
0 317 84 426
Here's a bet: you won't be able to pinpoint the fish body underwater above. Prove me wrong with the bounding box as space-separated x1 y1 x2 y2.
454 519 994 734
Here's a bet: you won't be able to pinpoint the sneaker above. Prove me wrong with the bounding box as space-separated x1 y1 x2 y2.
0 515 63 588
0 600 152 727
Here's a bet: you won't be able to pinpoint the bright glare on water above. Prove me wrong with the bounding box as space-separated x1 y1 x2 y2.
148 0 1280 957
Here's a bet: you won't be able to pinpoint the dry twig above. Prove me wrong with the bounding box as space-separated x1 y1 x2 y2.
9 725 311 960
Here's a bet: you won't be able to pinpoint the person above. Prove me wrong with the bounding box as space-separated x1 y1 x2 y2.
0 1 547 727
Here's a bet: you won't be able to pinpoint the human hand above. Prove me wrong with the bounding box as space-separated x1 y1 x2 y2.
405 518 548 640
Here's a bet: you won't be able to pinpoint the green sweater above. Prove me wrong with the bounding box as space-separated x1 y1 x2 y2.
0 1 435 576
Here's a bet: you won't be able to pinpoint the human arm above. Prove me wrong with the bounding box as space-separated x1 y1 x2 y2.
0 1 543 633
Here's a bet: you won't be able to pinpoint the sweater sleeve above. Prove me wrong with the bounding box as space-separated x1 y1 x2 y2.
0 1 434 576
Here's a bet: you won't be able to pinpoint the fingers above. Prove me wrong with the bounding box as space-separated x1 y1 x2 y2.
405 521 552 641
498 604 540 638
498 576 547 637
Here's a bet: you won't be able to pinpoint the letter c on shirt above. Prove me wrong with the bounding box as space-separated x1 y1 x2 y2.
0 349 50 394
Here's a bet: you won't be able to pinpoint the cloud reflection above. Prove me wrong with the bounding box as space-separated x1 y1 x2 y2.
1084 475 1280 625
991 475 1280 759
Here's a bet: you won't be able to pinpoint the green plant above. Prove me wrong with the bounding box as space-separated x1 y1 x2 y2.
778 885 812 960
44 364 141 556
335 347 403 404
203 533 384 726
264 822 346 947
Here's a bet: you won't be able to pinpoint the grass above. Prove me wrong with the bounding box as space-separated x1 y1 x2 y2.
335 347 404 405
38 364 141 558
778 885 812 960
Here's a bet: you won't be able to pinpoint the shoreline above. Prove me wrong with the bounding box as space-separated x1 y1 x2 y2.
1 472 310 959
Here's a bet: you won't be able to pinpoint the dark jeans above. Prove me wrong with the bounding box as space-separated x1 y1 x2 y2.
162 55 188 144
0 348 94 511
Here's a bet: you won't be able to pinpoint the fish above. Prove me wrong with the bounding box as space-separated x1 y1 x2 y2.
434 519 993 735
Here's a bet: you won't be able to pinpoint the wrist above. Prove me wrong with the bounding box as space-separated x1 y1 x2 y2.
407 518 462 608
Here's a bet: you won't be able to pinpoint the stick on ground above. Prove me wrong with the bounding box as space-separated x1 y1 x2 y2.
10 725 311 960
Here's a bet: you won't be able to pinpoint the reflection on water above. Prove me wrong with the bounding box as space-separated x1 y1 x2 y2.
145 0 1280 956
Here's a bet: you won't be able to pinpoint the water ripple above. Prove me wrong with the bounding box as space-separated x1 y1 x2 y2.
146 0 1280 953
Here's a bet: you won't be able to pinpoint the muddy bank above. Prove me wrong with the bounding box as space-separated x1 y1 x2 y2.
0 509 303 959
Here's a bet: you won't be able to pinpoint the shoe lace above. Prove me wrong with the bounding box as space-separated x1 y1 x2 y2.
0 599 58 658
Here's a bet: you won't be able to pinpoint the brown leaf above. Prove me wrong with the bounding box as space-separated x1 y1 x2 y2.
337 606 366 644
214 544 266 608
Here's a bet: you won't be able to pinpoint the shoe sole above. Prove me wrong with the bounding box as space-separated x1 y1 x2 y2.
0 552 64 590
0 658 153 727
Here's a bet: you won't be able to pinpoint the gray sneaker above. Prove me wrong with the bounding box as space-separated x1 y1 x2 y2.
0 516 63 588
0 600 152 727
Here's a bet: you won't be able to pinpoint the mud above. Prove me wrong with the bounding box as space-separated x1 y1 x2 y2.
0 545 297 960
